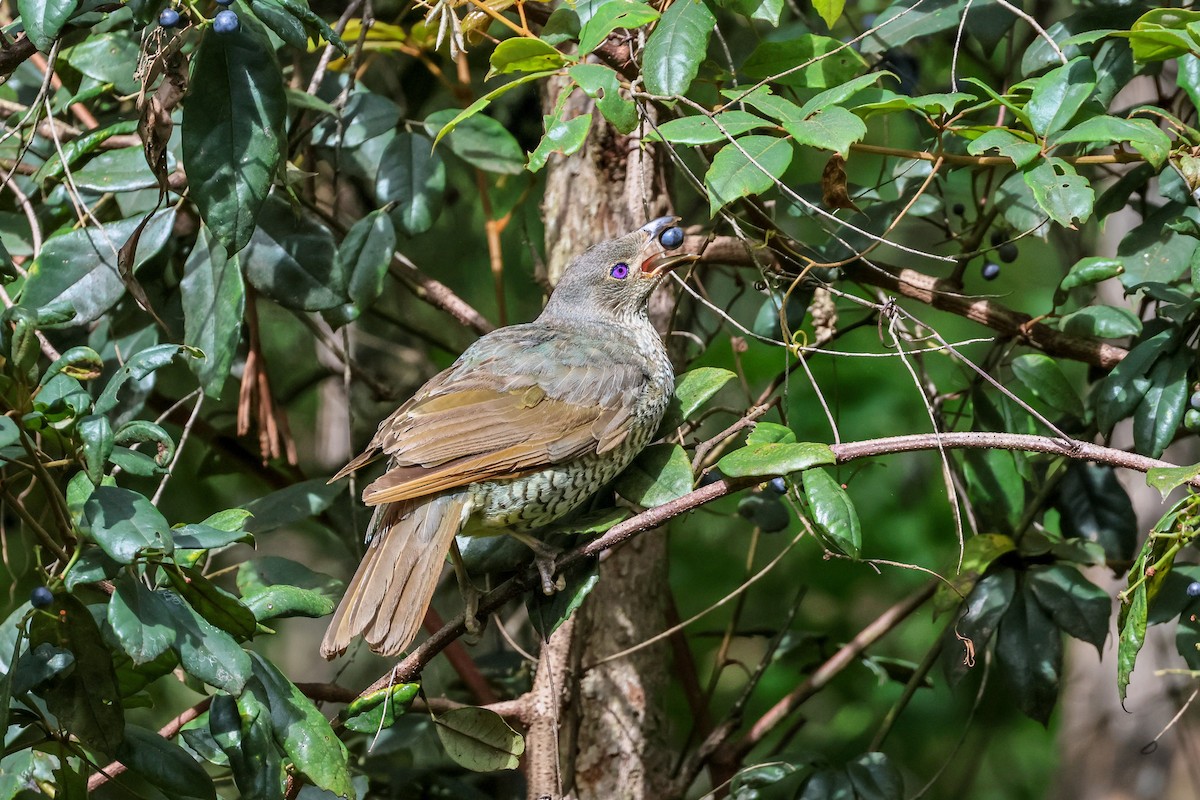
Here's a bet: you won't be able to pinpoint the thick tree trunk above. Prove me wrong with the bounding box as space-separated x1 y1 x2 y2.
526 75 675 800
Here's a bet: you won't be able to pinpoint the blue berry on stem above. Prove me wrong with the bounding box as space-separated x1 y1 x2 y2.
159 7 181 26
997 242 1018 263
767 476 787 494
213 9 239 32
659 226 684 250
30 586 53 609
1190 390 1200 410
1188 581 1200 598
982 262 1001 281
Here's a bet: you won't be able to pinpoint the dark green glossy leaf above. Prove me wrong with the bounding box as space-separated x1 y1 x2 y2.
961 448 1024 534
64 546 121 590
94 343 191 415
995 582 1061 725
246 0 309 49
1023 158 1094 228
242 196 343 311
245 652 354 797
81 486 172 564
434 706 525 772
342 683 420 734
39 345 103 386
1027 564 1111 652
747 421 796 445
1146 464 1200 499
736 493 791 532
377 132 446 237
1051 116 1171 169
945 569 1015 686
527 564 600 639
1058 256 1123 291
528 111 592 173
425 109 525 175
29 595 124 753
34 120 140 185
643 0 715 96
160 590 251 694
1094 328 1174 435
77 414 113 485
112 420 176 469
661 367 736 429
1059 305 1141 339
342 210 396 312
311 91 401 149
116 725 216 800
705 135 794 215
182 12 286 253
799 767 855 800
64 31 141 94
10 643 73 696
846 752 903 800
1026 57 1096 137
17 0 77 51
182 229 245 399
1010 353 1084 418
0 416 17 450
1054 463 1136 563
615 443 693 507
166 567 258 641
1133 348 1190 458
718 441 835 477
108 572 176 664
802 467 861 558
241 478 342 533
211 692 283 800
967 127 1041 168
20 211 176 324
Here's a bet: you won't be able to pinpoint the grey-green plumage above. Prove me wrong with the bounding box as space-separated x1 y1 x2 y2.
322 218 696 658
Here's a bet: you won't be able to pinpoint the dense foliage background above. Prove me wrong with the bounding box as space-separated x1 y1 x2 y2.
2 0 1200 797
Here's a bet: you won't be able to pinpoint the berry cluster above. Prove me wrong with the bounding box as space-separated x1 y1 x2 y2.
158 1 240 32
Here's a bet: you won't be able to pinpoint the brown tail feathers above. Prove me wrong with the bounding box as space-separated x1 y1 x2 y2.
321 493 471 658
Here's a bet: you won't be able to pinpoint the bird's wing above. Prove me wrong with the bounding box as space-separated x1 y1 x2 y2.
334 326 645 506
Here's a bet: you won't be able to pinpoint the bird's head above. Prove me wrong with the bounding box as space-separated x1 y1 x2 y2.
540 217 699 324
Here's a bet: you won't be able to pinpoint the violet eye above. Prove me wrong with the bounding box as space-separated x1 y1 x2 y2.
610 262 630 279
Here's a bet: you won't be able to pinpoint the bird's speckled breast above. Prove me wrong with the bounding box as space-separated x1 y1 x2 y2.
466 321 673 533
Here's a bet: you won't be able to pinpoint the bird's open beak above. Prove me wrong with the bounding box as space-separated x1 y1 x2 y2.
637 216 700 277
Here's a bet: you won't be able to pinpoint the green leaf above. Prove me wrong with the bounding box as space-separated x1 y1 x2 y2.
933 533 1015 616
488 37 568 77
1112 8 1200 62
800 768 855 800
845 752 903 800
671 367 736 422
0 417 17 450
311 91 401 149
10 643 73 696
342 683 420 734
40 346 103 386
1146 464 1200 499
1010 354 1084 418
241 478 343 533
1054 463 1136 563
528 112 592 173
17 0 77 52
109 572 177 664
966 128 1041 169
434 707 525 772
172 522 251 551
160 590 250 693
802 467 861 558
72 145 163 193
812 0 845 28
569 64 638 134
642 0 715 96
116 725 216 800
20 211 176 324
577 1 660 54
94 344 192 415
1118 581 1147 702
527 564 600 639
430 71 556 146
237 554 343 621
717 441 835 477
860 0 965 54
961 449 1024 535
1133 348 1190 458
745 422 794 446
377 132 446 237
1051 116 1172 169
1022 158 1094 228
112 420 176 470
342 209 397 312
242 195 343 311
854 90 975 118
705 135 794 215
245 653 354 797
742 35 867 88
182 12 286 254
166 567 258 641
34 120 140 185
1094 328 1174 435
424 108 525 175
615 443 693 507
211 692 283 800
182 229 245 399
648 111 768 145
273 0 349 55
1058 305 1141 339
995 581 1061 725
1058 256 1123 291
783 105 867 157
1025 57 1097 137
81 486 172 564
247 0 309 49
77 414 113 485
1027 565 1111 653
29 595 125 753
